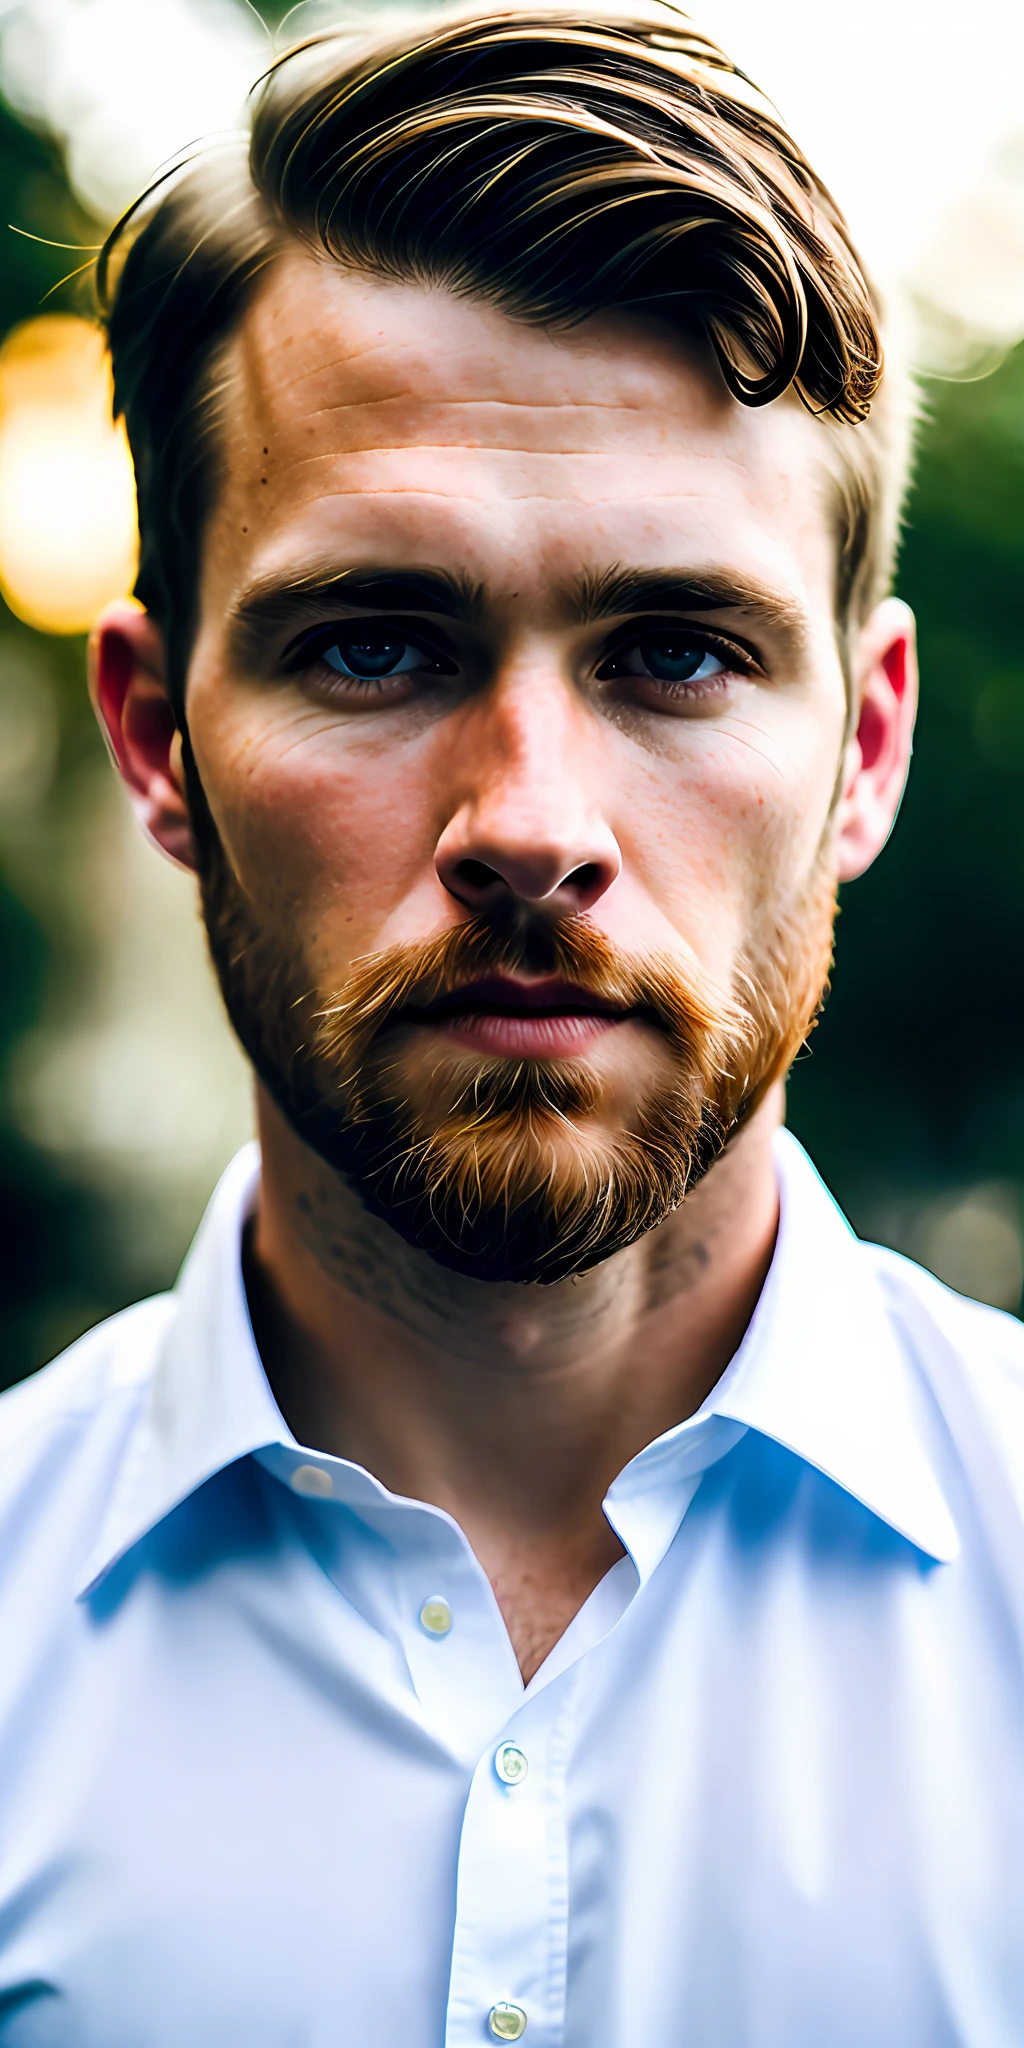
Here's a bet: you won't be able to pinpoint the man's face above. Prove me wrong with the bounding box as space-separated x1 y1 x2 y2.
180 252 853 1278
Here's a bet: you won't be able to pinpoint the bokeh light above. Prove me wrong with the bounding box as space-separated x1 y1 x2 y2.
0 0 264 220
0 315 137 633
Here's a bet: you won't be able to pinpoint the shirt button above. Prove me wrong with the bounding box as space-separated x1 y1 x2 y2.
488 2003 528 2040
494 1742 528 1786
290 1463 333 1498
419 1595 453 1637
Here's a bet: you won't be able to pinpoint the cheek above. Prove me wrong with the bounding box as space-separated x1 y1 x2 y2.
187 694 446 954
611 696 842 964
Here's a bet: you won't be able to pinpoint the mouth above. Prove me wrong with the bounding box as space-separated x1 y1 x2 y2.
402 974 636 1058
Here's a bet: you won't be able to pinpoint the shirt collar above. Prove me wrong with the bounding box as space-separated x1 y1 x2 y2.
77 1127 958 1597
702 1130 959 1561
78 1143 282 1595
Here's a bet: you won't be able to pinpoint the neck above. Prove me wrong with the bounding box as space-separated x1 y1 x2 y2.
244 1082 782 1679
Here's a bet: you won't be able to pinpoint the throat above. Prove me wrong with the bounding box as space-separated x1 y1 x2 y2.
246 1084 782 1682
485 1523 630 1684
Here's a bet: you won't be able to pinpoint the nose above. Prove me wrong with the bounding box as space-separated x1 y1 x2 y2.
434 677 621 916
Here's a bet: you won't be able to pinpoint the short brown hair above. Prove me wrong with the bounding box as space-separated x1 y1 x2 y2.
97 3 908 715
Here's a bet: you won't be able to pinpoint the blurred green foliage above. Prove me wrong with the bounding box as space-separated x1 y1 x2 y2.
0 96 98 329
0 97 122 1388
1 74 1024 1388
788 350 1024 1229
0 607 122 1386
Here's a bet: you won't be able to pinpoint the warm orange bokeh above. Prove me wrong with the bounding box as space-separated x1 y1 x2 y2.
0 314 138 635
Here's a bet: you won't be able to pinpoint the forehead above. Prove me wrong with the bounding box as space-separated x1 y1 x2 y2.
207 248 836 608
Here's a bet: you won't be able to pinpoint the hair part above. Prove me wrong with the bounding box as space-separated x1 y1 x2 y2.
97 2 913 717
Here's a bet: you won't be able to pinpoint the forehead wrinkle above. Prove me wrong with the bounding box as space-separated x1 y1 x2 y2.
243 321 669 408
232 372 733 469
247 485 778 512
245 377 697 445
235 318 640 405
245 397 772 480
295 397 657 422
234 295 721 427
251 431 751 488
267 452 727 479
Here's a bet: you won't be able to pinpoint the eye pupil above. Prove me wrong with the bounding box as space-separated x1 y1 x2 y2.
641 638 705 682
330 634 407 677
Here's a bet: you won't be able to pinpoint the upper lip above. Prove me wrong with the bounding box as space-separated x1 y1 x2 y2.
411 975 629 1017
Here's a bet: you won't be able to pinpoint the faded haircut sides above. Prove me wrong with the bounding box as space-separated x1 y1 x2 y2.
96 3 913 720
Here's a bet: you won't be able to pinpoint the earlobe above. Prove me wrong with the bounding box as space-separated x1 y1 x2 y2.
834 597 918 884
88 598 198 873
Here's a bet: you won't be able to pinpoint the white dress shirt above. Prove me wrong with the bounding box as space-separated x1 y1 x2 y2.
0 1129 1022 2046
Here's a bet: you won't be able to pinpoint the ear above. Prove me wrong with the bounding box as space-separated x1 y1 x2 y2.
833 597 918 883
88 599 198 873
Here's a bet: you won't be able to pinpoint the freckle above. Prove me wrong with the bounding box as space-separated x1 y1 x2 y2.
296 1191 312 1214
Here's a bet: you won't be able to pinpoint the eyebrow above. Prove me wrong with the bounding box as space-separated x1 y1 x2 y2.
573 565 807 641
226 564 485 665
226 558 807 667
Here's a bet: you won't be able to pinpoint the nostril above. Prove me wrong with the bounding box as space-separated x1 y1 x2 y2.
567 862 603 901
455 858 503 893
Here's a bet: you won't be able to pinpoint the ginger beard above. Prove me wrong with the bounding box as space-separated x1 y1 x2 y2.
193 782 838 1284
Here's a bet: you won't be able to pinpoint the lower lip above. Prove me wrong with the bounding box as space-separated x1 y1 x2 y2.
426 1010 624 1057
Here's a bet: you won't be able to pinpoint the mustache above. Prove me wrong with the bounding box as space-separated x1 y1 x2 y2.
196 812 836 1280
300 908 754 1281
312 908 747 1077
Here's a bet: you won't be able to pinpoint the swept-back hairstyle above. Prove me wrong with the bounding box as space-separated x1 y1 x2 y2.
97 3 908 715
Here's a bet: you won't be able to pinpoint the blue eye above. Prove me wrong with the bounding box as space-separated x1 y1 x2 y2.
613 636 728 684
322 633 431 679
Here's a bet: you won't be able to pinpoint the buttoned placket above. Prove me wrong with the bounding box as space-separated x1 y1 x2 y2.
436 1431 737 2048
256 1412 746 2048
442 1676 575 2045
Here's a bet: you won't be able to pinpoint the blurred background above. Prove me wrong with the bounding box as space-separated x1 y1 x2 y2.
2 0 1024 1389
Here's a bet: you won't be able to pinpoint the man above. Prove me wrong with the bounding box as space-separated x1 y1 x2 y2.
1 5 1021 2042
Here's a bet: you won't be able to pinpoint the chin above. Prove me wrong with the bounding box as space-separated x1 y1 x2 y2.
289 1063 725 1286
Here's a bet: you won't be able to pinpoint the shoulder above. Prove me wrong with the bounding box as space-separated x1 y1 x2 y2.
866 1241 1024 1513
0 1298 177 1736
0 1295 173 1529
867 1237 1024 1385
